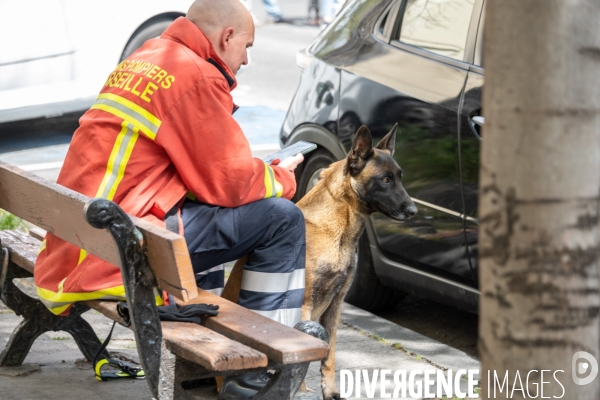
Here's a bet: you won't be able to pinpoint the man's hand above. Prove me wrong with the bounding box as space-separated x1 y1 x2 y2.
278 153 304 172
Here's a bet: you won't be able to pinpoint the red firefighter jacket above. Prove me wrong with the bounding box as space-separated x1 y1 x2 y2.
34 17 296 315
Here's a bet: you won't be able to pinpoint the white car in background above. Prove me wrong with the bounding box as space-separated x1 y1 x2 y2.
0 0 193 124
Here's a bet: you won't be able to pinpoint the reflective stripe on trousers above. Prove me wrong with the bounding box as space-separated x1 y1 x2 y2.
181 197 306 328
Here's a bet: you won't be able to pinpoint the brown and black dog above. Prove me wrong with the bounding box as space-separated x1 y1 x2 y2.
222 124 417 400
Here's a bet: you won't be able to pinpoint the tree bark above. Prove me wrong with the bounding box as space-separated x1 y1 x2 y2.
480 1 600 399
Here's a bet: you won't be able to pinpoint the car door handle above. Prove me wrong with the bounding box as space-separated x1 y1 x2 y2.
471 116 484 126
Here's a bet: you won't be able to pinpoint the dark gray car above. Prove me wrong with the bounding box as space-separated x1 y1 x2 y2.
281 0 485 313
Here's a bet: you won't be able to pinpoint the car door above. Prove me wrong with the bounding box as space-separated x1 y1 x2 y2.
0 0 74 92
339 0 483 289
460 0 485 285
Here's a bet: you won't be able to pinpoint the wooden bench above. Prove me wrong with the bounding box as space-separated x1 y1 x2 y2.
0 161 329 399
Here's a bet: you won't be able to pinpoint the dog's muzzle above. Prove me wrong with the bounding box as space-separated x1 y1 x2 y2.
392 203 418 222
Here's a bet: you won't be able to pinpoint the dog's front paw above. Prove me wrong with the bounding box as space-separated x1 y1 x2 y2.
323 391 340 400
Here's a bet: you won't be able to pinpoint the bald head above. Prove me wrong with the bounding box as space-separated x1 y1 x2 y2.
187 0 251 38
186 0 254 74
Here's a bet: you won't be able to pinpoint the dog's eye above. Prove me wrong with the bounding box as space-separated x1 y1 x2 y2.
382 177 390 183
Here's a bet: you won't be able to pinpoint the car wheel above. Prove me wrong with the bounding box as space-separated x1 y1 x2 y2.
344 232 406 312
120 19 174 61
294 148 336 201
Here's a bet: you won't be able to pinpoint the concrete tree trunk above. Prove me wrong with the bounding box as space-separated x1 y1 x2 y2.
479 1 600 399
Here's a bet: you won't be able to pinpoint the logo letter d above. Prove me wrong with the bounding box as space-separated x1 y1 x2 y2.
572 351 599 385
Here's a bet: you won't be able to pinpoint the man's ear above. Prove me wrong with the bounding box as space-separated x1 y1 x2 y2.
347 125 373 175
221 27 235 49
375 123 398 155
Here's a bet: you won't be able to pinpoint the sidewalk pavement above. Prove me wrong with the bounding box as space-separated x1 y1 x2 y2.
0 301 479 400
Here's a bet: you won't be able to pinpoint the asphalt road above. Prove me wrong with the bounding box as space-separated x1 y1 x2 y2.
0 0 479 362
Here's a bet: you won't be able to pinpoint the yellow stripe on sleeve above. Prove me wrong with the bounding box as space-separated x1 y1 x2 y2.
274 178 283 198
263 162 273 198
263 162 283 198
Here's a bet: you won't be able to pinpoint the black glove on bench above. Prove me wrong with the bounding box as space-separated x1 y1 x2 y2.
157 303 219 324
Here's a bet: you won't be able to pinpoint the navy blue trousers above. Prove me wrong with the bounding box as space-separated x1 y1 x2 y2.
181 197 306 327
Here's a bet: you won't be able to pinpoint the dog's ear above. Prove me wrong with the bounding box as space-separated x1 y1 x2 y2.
347 125 373 175
375 123 398 155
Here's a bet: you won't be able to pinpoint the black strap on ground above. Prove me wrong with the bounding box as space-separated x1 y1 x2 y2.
92 302 145 381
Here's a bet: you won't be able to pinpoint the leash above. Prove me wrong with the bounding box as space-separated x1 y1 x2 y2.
92 302 146 381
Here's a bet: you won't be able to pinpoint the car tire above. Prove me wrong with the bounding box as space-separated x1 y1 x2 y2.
120 19 174 62
294 148 336 201
344 232 406 312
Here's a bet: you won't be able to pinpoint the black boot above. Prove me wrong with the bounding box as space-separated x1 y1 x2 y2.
218 371 272 400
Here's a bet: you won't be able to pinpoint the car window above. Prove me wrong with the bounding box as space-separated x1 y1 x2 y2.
397 0 476 61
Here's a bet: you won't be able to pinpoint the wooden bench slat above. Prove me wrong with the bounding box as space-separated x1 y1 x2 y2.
182 291 330 365
163 322 268 371
0 230 37 274
86 300 268 372
28 227 46 241
0 162 197 302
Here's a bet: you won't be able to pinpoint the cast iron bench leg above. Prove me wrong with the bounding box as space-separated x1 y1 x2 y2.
85 198 175 399
0 248 109 366
250 362 311 400
249 322 328 400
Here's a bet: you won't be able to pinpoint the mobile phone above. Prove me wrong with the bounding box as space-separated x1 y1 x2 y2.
262 141 317 164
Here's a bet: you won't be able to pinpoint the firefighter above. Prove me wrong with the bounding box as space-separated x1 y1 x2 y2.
34 0 306 384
